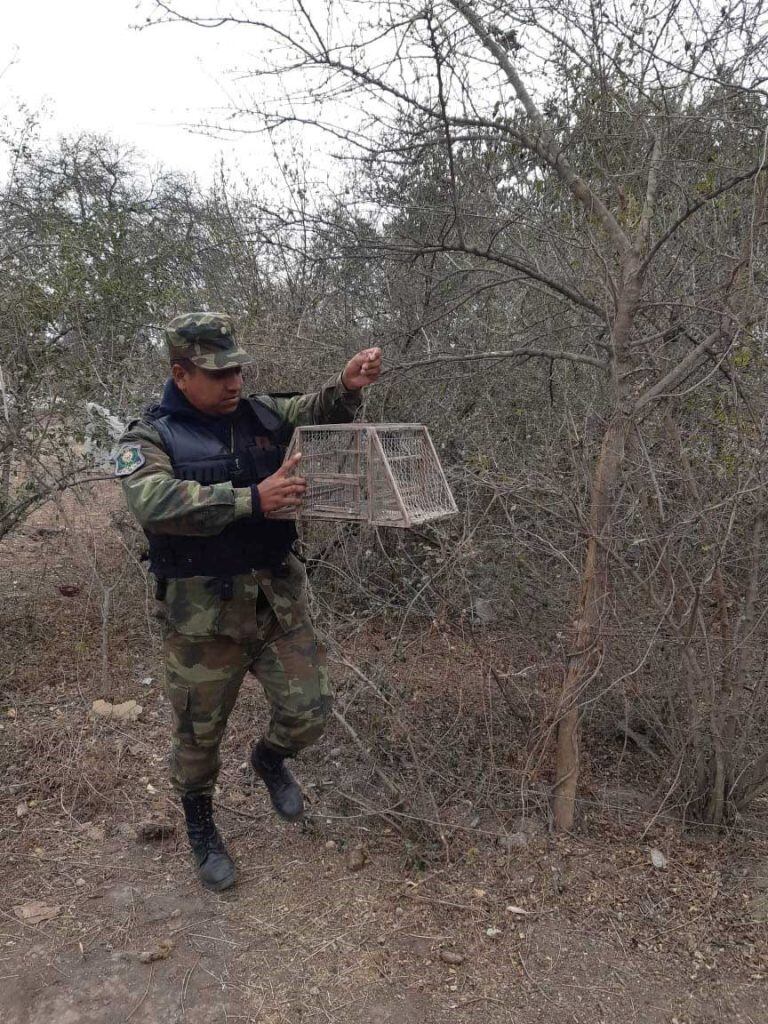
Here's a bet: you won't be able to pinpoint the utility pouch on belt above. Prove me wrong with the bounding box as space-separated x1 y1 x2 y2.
155 577 168 602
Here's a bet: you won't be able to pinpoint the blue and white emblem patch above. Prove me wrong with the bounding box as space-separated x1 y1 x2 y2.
114 444 146 477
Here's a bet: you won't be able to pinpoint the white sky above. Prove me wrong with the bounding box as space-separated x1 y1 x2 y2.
1 1 274 181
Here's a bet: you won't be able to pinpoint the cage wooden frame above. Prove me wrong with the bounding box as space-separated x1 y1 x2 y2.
268 423 458 528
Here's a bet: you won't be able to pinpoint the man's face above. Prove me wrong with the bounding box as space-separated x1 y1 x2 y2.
173 363 244 416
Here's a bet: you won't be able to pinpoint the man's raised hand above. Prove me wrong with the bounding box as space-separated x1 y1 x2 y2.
341 347 382 390
257 453 307 513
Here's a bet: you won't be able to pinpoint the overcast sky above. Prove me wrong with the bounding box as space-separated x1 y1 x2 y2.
1 1 273 181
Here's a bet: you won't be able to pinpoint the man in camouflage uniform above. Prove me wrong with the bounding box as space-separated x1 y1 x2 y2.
116 312 381 891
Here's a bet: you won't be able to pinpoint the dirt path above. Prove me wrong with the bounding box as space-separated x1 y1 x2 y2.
2 494 768 1022
4 714 768 1024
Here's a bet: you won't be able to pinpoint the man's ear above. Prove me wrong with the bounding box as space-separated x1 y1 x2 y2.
171 362 187 388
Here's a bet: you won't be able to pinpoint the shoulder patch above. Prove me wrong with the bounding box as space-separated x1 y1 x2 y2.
114 444 146 477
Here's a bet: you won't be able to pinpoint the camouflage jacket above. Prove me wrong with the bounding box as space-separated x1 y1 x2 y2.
118 373 361 540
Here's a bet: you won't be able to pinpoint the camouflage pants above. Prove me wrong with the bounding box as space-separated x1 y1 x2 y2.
161 555 331 796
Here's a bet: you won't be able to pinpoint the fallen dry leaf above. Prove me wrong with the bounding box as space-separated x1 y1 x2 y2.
13 902 61 925
440 949 465 965
138 939 174 964
346 845 369 872
650 848 668 870
135 821 176 842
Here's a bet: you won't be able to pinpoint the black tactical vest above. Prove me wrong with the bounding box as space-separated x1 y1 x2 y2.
144 397 297 580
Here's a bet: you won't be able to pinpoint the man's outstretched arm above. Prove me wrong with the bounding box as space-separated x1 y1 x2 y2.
263 348 382 427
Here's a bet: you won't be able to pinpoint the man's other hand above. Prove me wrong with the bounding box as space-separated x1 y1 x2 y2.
341 347 382 390
258 453 307 513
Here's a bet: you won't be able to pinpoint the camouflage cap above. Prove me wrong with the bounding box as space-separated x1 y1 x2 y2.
165 312 254 370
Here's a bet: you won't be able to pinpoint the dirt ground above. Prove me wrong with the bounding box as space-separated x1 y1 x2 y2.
2 489 768 1024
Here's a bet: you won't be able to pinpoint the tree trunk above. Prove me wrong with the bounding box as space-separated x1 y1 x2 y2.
0 451 10 512
552 411 631 830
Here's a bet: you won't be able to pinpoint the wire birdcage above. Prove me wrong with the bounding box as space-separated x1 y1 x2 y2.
269 423 458 528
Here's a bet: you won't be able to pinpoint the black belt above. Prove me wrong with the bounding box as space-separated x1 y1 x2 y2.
155 562 289 601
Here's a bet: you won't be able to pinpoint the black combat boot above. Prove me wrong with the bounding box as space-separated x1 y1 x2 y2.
251 740 304 821
181 793 237 892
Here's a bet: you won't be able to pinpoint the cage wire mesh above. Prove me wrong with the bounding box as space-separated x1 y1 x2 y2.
270 423 458 528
